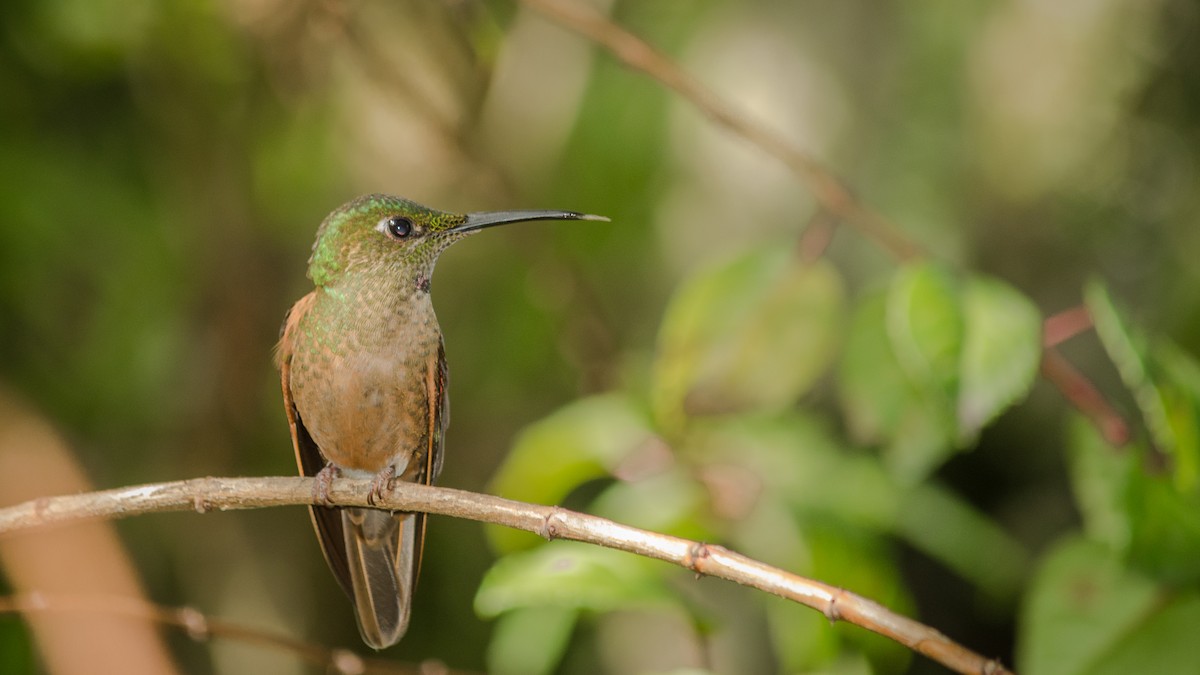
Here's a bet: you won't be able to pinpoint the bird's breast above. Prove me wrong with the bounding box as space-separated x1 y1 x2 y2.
289 305 441 475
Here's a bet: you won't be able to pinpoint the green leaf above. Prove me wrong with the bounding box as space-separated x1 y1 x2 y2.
1018 537 1200 675
486 606 578 675
487 394 657 552
754 503 911 673
764 599 840 673
588 468 711 541
652 248 844 428
1082 282 1200 583
844 265 1037 478
475 542 674 617
1066 415 1134 551
1082 593 1200 675
839 290 955 481
1124 463 1200 585
1152 341 1200 491
1069 413 1200 585
886 262 963 410
689 412 900 532
957 276 1042 443
804 523 914 673
1086 281 1175 458
838 292 912 445
884 402 958 482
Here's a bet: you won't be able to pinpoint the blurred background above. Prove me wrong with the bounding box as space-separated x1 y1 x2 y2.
1 0 1199 673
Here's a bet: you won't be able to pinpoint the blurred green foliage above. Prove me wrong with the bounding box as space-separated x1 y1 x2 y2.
2 0 1200 673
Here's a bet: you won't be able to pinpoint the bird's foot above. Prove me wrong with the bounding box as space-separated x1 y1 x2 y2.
367 465 396 506
313 463 338 507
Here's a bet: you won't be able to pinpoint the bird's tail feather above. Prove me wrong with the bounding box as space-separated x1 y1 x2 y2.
342 507 416 649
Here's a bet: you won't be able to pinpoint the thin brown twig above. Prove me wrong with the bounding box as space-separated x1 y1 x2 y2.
517 0 924 261
1041 350 1131 446
0 476 1011 675
1039 306 1130 443
1043 305 1093 347
795 209 838 264
0 592 458 675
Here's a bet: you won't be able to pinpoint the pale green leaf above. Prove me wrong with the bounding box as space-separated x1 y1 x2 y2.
475 542 674 617
957 276 1042 442
1066 415 1134 551
689 412 900 530
886 262 963 408
1083 593 1200 675
839 289 957 481
588 468 710 541
487 607 578 675
487 394 657 552
1085 281 1175 456
838 292 910 445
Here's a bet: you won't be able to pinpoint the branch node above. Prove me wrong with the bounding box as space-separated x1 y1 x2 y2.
539 507 566 540
825 589 844 623
192 496 210 514
33 497 50 520
683 541 711 578
330 648 365 675
177 606 209 642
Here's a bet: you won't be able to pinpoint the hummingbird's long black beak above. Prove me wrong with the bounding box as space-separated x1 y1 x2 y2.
451 210 609 234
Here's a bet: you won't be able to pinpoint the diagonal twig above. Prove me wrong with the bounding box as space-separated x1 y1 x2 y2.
517 0 923 261
518 0 1127 448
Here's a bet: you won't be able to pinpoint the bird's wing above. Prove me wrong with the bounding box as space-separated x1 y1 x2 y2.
414 338 449 582
278 292 354 600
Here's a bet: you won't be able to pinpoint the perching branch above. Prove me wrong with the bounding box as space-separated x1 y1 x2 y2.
0 476 1011 675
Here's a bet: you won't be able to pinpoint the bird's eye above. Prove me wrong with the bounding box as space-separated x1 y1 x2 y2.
382 216 413 240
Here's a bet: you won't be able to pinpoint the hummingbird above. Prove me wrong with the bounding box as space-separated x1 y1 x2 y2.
276 194 605 649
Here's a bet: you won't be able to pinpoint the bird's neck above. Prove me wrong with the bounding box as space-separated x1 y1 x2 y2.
311 271 439 351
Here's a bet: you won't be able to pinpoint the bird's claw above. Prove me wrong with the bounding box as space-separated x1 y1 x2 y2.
367 466 396 506
313 464 338 507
